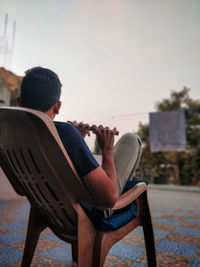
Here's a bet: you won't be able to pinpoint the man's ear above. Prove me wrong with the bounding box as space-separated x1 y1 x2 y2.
17 97 21 107
54 101 62 114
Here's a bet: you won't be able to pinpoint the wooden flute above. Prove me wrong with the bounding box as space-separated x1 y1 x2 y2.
67 121 119 136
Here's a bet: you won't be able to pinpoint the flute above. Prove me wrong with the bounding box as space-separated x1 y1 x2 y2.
67 121 119 136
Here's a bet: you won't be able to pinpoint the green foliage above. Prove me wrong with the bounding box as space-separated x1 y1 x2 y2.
137 87 200 185
93 137 102 155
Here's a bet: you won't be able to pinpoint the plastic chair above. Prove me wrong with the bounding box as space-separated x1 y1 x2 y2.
0 107 157 267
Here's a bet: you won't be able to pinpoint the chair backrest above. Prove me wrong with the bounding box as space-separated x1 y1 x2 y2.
0 107 94 232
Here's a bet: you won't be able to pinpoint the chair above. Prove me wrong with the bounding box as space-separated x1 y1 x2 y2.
0 107 157 267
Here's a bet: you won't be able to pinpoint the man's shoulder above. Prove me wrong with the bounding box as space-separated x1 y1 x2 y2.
54 121 76 135
54 121 70 126
54 121 81 139
54 121 74 130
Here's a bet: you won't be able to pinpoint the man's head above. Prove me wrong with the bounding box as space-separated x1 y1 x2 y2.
19 67 62 115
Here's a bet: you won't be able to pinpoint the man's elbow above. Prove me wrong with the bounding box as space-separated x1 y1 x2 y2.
96 191 118 209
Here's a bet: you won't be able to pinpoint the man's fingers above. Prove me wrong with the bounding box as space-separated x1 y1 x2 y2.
91 124 98 132
98 125 104 130
72 121 78 127
70 121 119 136
85 123 90 130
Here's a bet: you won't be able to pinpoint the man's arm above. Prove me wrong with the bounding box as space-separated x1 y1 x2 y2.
82 126 119 208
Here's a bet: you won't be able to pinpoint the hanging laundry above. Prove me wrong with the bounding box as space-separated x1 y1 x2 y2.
149 109 186 152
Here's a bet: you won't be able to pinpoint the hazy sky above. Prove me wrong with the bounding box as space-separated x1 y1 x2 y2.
1 0 200 149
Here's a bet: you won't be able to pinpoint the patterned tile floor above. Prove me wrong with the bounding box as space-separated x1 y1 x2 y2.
0 189 200 266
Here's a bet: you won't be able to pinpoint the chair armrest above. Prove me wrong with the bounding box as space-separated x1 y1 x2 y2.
110 182 147 210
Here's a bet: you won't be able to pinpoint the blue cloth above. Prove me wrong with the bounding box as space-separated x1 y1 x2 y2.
81 180 148 231
54 121 99 177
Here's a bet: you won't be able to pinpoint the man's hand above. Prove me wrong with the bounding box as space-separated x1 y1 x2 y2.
68 121 118 139
91 125 116 152
70 121 90 138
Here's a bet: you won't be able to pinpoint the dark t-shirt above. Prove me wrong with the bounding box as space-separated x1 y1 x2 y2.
54 121 99 177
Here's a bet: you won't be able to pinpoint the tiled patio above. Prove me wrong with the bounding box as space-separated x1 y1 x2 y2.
0 189 200 266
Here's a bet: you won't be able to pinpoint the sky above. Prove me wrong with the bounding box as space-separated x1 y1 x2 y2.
0 0 200 149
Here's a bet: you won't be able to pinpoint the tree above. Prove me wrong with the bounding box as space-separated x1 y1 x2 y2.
93 137 102 155
137 87 200 185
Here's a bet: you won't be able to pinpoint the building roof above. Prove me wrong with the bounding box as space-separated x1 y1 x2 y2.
0 67 23 91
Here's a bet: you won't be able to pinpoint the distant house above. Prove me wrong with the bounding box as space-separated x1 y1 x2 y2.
0 67 23 107
0 67 24 200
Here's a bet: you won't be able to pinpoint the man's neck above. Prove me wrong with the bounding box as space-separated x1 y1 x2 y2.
45 110 55 120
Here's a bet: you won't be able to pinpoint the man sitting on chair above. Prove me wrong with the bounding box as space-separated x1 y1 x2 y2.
17 66 142 219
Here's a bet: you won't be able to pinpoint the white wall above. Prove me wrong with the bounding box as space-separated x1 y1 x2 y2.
0 167 25 200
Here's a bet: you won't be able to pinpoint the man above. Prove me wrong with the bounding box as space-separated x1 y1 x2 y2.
18 66 142 218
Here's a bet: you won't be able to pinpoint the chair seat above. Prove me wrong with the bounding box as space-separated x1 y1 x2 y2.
82 180 148 231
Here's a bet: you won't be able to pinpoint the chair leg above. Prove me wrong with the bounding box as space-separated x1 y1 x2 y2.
92 233 111 267
21 205 47 267
142 191 157 267
72 241 78 261
77 235 96 267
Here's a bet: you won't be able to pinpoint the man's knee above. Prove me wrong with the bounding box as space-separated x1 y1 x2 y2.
120 132 142 149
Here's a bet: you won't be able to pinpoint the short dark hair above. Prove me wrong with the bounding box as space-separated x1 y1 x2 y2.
20 67 62 111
